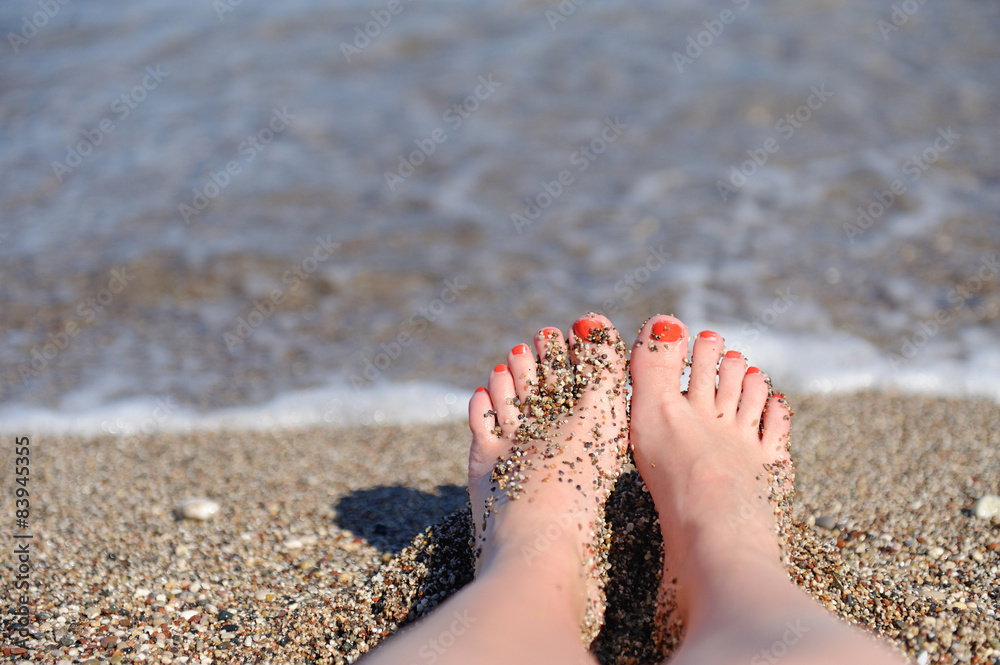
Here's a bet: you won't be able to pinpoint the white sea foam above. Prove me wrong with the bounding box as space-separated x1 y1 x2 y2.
3 332 998 437
0 381 469 435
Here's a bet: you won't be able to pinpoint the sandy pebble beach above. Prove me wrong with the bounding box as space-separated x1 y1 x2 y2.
2 391 998 664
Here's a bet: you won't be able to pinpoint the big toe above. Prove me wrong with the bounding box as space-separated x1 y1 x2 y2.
629 314 689 404
568 313 629 394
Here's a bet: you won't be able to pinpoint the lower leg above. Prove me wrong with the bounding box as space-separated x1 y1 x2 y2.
670 544 897 665
365 552 596 665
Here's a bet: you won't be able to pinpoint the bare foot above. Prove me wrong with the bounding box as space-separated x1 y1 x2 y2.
629 317 792 612
629 315 906 665
467 313 629 633
362 315 628 665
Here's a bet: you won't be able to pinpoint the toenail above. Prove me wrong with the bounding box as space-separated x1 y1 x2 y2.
746 366 761 374
572 318 603 341
475 386 487 393
494 364 508 373
537 327 559 340
512 343 531 355
651 320 683 342
699 330 719 340
725 350 742 359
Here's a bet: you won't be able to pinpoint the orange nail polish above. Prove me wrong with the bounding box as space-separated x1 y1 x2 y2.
512 343 530 355
725 350 742 359
475 386 487 393
699 330 719 339
573 318 602 340
746 366 761 374
494 364 508 373
538 327 559 340
651 320 683 342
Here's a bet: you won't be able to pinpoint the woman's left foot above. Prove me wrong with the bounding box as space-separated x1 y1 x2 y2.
467 313 629 629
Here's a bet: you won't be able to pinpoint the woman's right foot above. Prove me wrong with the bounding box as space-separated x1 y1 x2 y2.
629 314 906 664
629 315 793 623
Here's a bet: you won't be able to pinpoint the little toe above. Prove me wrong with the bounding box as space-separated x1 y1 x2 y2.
716 349 746 414
488 363 521 440
688 330 724 405
468 387 504 481
761 393 793 459
736 367 769 432
629 314 689 404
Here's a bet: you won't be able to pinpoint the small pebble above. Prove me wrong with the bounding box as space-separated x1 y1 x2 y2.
973 494 1000 519
815 515 838 530
176 498 221 521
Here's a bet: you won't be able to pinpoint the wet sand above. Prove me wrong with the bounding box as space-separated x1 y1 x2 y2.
3 392 998 664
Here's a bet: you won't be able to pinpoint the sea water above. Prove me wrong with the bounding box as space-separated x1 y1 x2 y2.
1 0 998 433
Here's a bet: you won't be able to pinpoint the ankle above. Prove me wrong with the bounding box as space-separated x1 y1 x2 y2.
478 539 590 618
676 544 791 626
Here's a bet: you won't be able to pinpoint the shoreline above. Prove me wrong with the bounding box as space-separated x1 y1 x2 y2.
2 391 998 663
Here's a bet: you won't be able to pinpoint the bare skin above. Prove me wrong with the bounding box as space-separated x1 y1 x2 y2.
629 314 907 665
363 313 907 665
364 313 627 664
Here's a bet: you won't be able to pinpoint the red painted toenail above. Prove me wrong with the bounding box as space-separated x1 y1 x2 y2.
475 386 487 393
725 350 742 359
494 364 508 373
572 318 603 341
537 327 559 340
699 330 719 339
746 366 761 374
651 320 683 342
512 343 530 355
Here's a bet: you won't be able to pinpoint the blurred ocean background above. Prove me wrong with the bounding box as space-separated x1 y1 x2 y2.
1 0 998 434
